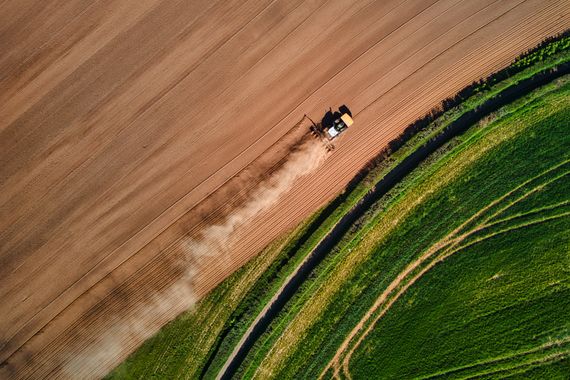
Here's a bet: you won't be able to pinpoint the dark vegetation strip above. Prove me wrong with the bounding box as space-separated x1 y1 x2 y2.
217 49 570 380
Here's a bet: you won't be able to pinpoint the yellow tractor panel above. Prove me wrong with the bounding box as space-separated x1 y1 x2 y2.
340 113 354 127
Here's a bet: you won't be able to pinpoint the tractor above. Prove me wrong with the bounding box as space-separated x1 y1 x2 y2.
307 105 353 150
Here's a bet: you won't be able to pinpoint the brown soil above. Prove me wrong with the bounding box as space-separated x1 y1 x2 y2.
0 0 568 377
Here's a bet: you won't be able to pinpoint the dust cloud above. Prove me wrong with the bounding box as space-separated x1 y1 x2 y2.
183 140 328 261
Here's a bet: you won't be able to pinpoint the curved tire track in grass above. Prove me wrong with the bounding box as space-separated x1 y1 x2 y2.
337 193 570 379
328 163 570 378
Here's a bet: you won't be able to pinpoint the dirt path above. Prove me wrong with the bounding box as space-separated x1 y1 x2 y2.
1 0 569 378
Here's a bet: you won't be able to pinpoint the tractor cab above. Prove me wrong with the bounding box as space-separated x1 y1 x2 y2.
326 113 353 139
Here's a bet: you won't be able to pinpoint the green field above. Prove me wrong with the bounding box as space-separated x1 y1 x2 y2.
108 35 570 380
347 86 570 379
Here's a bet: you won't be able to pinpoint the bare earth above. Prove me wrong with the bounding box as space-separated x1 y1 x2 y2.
0 0 568 378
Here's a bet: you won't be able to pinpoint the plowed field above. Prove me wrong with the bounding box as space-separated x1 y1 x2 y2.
1 0 568 378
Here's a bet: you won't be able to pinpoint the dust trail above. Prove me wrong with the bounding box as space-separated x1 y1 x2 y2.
55 134 329 379
183 140 329 261
58 138 328 379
